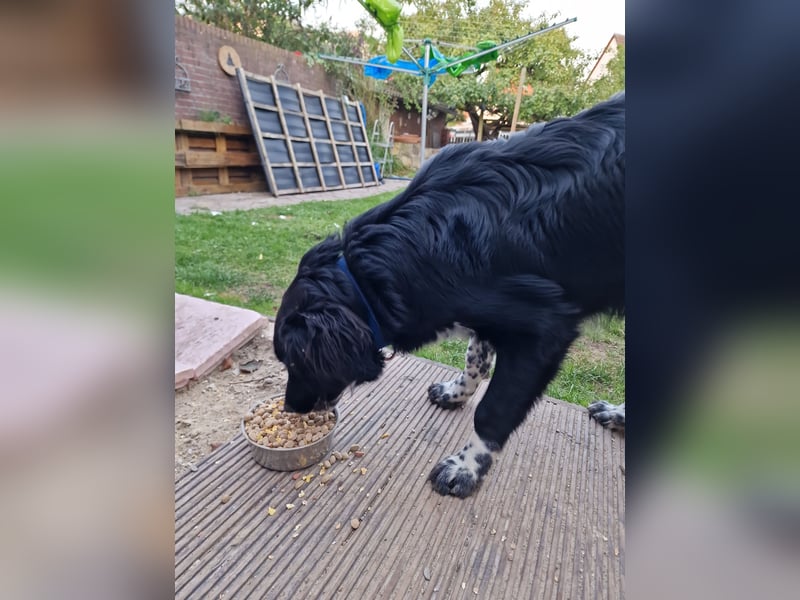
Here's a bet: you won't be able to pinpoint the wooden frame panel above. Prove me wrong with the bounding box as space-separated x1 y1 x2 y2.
237 69 379 197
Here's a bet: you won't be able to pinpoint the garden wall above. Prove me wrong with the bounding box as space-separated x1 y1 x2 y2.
175 15 339 126
175 15 342 196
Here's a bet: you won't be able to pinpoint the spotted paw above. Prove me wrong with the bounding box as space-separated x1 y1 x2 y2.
427 381 468 410
588 400 625 432
428 434 494 497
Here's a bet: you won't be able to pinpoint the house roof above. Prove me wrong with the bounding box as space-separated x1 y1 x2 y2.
586 33 625 82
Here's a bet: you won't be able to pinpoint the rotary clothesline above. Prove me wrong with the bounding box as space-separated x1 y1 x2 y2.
318 17 577 168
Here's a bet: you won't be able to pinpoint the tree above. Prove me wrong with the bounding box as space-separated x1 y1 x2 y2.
177 1 312 51
176 1 367 55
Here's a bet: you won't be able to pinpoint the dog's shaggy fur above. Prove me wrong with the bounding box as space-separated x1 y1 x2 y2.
274 92 625 497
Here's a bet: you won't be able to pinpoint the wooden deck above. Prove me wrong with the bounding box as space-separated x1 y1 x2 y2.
175 354 625 599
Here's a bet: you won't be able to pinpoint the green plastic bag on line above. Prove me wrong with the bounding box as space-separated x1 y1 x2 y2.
359 0 401 27
386 25 404 63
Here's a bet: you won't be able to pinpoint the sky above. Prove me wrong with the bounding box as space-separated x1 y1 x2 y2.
303 0 625 58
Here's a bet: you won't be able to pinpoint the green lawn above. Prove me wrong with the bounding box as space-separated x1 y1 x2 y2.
176 194 396 315
176 195 624 406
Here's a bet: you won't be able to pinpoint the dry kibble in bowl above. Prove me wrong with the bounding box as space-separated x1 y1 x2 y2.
244 397 336 449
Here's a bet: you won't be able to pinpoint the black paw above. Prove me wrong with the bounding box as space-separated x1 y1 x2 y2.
427 382 465 410
428 451 492 498
588 400 625 432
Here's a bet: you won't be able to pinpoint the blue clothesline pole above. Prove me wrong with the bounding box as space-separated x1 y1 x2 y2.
419 39 431 169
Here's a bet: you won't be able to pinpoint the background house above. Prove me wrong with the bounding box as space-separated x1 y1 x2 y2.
388 102 452 149
586 33 625 83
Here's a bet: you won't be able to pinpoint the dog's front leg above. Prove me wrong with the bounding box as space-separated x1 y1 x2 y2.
429 335 575 498
428 335 494 409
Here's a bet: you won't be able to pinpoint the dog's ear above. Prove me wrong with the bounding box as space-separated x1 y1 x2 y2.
273 309 310 366
303 305 384 385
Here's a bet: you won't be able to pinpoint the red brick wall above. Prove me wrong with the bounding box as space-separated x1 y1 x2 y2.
175 15 339 126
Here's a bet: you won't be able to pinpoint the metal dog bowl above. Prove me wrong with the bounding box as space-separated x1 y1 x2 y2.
242 397 338 471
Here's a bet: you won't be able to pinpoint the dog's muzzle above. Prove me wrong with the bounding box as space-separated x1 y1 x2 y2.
312 393 342 412
283 391 342 413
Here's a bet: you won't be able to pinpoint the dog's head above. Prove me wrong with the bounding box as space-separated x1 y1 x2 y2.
273 241 385 413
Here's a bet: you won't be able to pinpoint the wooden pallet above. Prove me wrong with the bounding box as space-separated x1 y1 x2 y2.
237 69 380 196
175 119 267 196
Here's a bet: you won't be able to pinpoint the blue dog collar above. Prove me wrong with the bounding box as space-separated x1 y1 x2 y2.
337 256 388 350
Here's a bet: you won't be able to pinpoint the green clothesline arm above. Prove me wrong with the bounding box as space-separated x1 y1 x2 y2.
440 17 577 71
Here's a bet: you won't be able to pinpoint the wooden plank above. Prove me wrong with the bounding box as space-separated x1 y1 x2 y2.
176 119 252 135
215 134 229 186
341 97 366 185
175 131 189 152
186 135 217 151
318 92 347 190
510 65 527 133
224 137 253 152
260 131 314 141
174 294 265 389
252 100 291 113
179 180 267 196
294 82 328 191
175 360 194 390
175 132 191 195
175 172 186 197
237 67 279 197
276 161 320 168
352 99 380 186
271 79 305 194
175 151 261 168
239 70 276 85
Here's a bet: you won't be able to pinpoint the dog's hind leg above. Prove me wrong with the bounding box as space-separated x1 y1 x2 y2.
588 401 625 431
429 327 578 498
427 336 494 410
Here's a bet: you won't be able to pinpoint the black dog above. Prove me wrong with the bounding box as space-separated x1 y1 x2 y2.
274 92 625 497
